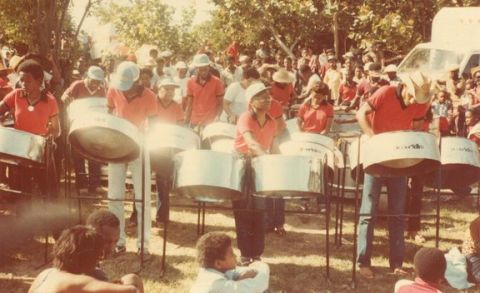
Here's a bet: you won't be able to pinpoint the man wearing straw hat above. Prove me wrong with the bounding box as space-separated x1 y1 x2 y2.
355 71 432 278
270 68 295 109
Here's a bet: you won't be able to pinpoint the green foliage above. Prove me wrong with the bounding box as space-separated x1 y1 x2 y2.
94 0 198 58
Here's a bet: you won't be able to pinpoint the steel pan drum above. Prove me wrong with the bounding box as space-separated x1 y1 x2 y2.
252 154 325 198
173 150 246 201
285 118 300 135
279 141 335 177
0 127 46 167
330 109 361 137
426 137 480 188
202 122 236 142
362 131 440 177
210 139 235 153
69 113 140 163
147 123 200 157
67 97 108 122
290 132 335 151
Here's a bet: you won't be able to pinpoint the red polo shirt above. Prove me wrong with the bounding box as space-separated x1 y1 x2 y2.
234 110 277 154
396 278 442 293
270 83 294 107
357 79 389 101
367 85 429 134
4 89 59 135
297 101 334 133
156 100 183 123
339 82 357 102
187 75 224 125
63 80 106 100
107 86 157 128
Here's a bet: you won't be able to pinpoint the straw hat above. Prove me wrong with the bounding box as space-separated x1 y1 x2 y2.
398 71 432 104
272 68 294 83
384 64 397 73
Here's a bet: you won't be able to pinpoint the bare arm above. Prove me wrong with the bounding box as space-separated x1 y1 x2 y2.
297 117 304 131
322 117 333 134
356 102 374 137
270 136 280 154
47 115 61 138
184 95 193 124
223 100 237 123
216 94 224 120
243 131 267 156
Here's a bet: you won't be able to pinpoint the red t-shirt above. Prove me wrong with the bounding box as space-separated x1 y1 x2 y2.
63 80 106 100
4 89 59 135
187 75 224 125
156 100 183 123
468 124 480 147
270 83 294 107
297 101 334 133
367 85 429 134
339 82 357 102
396 278 442 293
107 86 158 128
357 79 389 101
234 111 277 154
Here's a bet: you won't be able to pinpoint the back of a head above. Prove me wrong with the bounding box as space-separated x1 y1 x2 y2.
414 247 446 283
86 210 120 231
196 232 231 269
243 67 260 80
53 225 104 275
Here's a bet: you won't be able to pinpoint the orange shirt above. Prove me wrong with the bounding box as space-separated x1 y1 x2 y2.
63 80 106 100
270 83 293 107
234 111 277 154
187 75 224 125
4 89 59 135
298 101 334 133
107 86 158 128
156 100 183 123
367 85 429 134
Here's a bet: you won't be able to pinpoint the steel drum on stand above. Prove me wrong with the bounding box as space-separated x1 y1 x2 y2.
330 108 361 137
362 131 441 177
252 154 325 198
67 97 108 122
173 150 246 202
202 122 236 142
210 139 235 153
0 128 46 167
146 123 200 157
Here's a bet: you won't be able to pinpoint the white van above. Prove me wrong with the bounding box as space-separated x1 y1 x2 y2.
398 7 480 79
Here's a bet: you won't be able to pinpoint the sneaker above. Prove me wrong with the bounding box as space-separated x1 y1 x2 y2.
115 245 126 255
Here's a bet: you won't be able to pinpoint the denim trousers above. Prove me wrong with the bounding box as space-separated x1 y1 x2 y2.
357 173 407 269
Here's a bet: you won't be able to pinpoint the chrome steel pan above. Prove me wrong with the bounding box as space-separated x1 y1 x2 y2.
173 150 246 201
67 97 108 122
362 131 440 177
202 122 236 141
146 123 200 157
210 138 235 153
252 154 325 198
68 113 141 163
0 127 46 167
330 110 361 137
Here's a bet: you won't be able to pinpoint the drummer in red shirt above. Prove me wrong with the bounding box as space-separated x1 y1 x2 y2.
0 60 60 194
106 61 157 258
297 81 334 134
355 71 431 278
152 77 183 224
270 68 295 111
233 82 279 264
61 66 106 195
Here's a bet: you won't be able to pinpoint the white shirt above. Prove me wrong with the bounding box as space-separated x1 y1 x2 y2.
220 82 247 121
221 66 243 88
174 76 189 104
190 262 270 293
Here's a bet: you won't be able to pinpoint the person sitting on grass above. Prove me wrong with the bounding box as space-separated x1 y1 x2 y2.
462 216 480 284
394 247 446 293
28 225 143 293
86 210 121 281
190 232 270 293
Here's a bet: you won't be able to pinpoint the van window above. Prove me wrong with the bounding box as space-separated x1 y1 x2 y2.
463 54 480 78
399 48 465 74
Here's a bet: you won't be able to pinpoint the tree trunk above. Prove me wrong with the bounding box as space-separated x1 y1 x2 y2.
332 10 339 58
269 26 295 58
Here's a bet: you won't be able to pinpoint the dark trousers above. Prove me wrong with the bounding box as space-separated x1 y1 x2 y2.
153 156 172 222
232 155 265 258
72 149 101 189
260 198 285 231
406 176 424 232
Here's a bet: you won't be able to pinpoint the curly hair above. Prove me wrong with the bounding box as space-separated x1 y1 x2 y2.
53 225 104 274
86 210 120 231
196 232 232 268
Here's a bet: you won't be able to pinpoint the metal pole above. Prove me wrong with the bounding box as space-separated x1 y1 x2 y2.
140 146 146 266
351 134 361 289
324 155 330 279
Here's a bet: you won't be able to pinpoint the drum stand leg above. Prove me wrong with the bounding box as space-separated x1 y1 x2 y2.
325 164 331 280
201 202 206 235
338 141 348 247
435 169 442 248
161 219 168 272
334 166 341 246
197 202 201 236
140 148 146 268
351 135 361 289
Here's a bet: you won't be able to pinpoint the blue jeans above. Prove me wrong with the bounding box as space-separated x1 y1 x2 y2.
357 174 407 269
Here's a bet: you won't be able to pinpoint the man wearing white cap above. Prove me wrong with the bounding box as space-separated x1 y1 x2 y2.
355 71 432 278
61 66 106 194
185 54 225 129
233 82 279 264
106 61 157 258
384 64 401 86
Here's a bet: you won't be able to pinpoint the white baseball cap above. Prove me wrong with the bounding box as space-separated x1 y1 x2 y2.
245 82 270 103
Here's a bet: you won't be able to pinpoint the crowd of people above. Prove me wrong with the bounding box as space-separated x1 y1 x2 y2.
1 38 480 292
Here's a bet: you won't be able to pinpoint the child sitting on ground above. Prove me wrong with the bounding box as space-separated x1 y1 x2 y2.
462 216 480 284
190 232 270 293
394 247 446 293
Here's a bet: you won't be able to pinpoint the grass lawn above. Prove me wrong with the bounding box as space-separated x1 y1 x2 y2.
1 189 480 293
